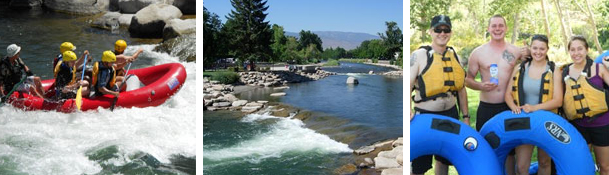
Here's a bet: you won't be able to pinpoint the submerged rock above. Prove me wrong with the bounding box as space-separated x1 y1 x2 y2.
44 0 109 15
163 18 195 41
346 77 358 84
91 12 121 30
153 33 195 62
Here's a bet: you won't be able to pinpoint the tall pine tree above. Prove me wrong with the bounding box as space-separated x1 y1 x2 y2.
379 21 402 60
225 0 273 69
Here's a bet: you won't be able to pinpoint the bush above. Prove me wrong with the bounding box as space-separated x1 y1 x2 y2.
323 59 340 66
205 71 240 84
372 58 378 63
228 67 237 72
389 60 394 65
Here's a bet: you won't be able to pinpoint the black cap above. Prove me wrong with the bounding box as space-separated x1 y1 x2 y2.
431 15 451 29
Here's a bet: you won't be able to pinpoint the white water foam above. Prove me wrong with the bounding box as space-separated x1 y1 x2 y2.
0 45 195 175
204 113 352 162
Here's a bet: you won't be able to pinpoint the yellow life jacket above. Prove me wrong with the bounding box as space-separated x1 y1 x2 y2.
511 60 557 113
562 58 609 121
53 60 77 85
414 46 466 102
92 62 116 88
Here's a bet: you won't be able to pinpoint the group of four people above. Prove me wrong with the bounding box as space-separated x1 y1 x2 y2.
411 14 609 175
0 40 144 103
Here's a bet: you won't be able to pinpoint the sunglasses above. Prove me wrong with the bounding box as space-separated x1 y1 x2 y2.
434 28 451 34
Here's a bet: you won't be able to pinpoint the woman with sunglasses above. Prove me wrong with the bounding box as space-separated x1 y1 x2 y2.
505 34 560 175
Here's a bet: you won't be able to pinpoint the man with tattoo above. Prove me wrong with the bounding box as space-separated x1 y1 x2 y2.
410 15 469 175
465 14 528 175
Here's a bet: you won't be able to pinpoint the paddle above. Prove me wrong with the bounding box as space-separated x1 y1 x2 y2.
0 75 27 106
110 62 132 111
75 54 88 111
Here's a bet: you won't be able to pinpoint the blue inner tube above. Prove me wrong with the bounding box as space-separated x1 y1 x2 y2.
411 114 502 175
480 110 595 175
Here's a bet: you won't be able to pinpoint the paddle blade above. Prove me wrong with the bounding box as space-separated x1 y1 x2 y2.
75 86 83 111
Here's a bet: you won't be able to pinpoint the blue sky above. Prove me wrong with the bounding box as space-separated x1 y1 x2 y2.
204 0 403 36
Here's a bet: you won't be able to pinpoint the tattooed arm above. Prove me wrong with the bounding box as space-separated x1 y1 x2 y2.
410 50 421 120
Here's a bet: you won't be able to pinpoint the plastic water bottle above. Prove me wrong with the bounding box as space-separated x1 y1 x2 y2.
490 64 499 85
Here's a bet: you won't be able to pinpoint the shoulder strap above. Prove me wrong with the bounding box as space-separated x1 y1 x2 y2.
548 61 555 72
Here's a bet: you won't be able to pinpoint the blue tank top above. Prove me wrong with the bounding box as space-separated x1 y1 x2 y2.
522 64 549 105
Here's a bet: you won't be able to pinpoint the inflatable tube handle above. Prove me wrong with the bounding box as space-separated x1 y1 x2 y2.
484 132 501 149
505 117 531 131
431 119 461 134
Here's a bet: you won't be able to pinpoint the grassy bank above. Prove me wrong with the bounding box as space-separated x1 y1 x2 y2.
323 59 340 66
203 70 240 84
338 58 368 63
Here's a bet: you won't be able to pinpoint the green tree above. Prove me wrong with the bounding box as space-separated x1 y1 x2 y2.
297 30 323 52
270 24 287 62
410 0 450 41
224 0 273 67
283 36 303 64
379 21 403 60
203 7 223 69
303 44 322 62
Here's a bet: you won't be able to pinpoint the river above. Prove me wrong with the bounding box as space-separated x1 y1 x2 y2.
0 5 195 175
203 62 403 174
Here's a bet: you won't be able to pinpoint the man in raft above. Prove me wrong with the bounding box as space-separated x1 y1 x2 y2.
92 51 120 98
410 15 470 175
53 50 91 100
0 44 46 99
113 40 143 84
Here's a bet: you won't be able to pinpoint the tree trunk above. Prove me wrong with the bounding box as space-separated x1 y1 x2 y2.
511 12 520 44
541 0 551 38
554 0 570 53
584 0 603 53
420 15 426 41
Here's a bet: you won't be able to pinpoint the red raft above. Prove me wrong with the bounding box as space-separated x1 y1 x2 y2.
5 63 187 112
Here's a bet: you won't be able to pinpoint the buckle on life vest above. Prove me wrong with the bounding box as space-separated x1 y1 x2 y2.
441 57 450 61
444 81 455 86
542 89 550 94
543 79 550 83
576 108 591 114
573 94 585 101
443 67 453 72
512 86 517 91
571 84 581 89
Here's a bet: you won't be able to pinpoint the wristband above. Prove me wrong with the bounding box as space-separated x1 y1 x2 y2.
463 115 470 118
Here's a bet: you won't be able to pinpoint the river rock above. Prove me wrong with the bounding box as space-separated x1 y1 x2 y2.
219 94 238 103
118 14 135 26
378 146 402 159
369 70 374 74
274 86 289 90
204 99 212 106
257 100 268 104
172 0 194 14
396 151 402 165
91 12 121 30
365 157 374 165
163 18 195 41
334 164 357 174
153 33 195 62
374 157 400 169
232 100 248 107
241 106 261 113
9 0 42 9
128 3 182 38
346 77 358 84
118 0 169 14
44 0 109 15
392 137 403 147
381 167 403 175
212 102 231 107
270 92 286 97
354 145 375 155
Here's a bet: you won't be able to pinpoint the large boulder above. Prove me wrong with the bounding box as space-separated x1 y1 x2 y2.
128 3 182 38
162 18 195 41
118 0 170 14
9 0 42 9
91 12 121 30
118 14 135 26
153 33 195 62
346 77 359 84
44 0 109 15
172 0 194 14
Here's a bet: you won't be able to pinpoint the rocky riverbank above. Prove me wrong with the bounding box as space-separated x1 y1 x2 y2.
333 137 403 175
203 78 269 113
239 69 336 87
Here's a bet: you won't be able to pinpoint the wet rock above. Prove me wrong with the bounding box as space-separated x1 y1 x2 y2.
274 86 289 90
257 101 268 104
232 100 248 107
270 92 286 97
396 151 402 165
118 0 168 14
374 157 400 169
369 70 374 74
392 137 403 147
44 0 109 15
365 157 374 165
119 14 135 26
334 164 357 174
378 146 402 159
381 167 402 175
9 0 42 9
153 33 195 62
219 94 238 103
128 3 182 38
346 77 358 84
212 102 231 107
172 0 194 14
241 106 261 113
91 12 121 30
163 18 195 41
354 145 375 155
204 100 212 106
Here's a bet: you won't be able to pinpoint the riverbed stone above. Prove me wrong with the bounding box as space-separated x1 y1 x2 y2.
374 157 400 169
128 3 182 38
346 77 359 84
91 12 121 30
212 102 231 107
232 100 248 107
163 18 195 41
118 0 168 14
274 86 289 90
378 146 402 159
354 145 375 155
381 167 402 175
396 151 402 165
172 0 194 14
334 164 357 174
270 92 286 97
44 0 109 15
153 33 195 62
392 137 403 147
369 70 374 74
119 14 135 26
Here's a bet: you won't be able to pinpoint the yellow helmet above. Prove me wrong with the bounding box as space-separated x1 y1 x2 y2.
115 40 127 53
62 51 77 62
60 42 76 54
102 50 116 62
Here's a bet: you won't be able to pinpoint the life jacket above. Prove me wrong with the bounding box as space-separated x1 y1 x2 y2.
511 60 557 113
53 60 77 86
561 58 609 121
92 61 116 90
0 56 27 93
413 46 466 102
53 53 62 70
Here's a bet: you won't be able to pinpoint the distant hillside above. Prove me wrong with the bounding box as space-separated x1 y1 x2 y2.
285 31 380 50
